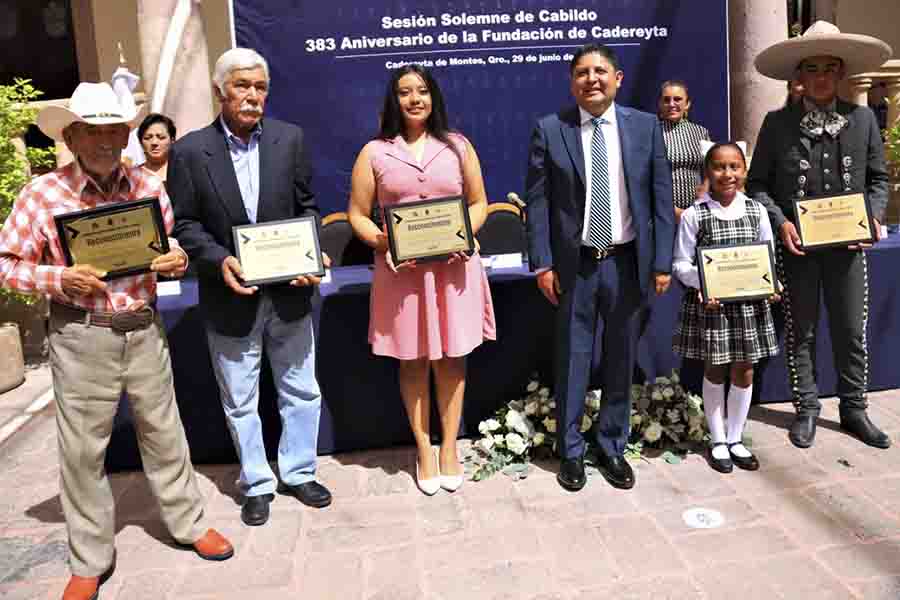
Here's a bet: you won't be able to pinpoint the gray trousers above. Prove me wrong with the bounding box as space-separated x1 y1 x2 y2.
49 309 207 576
778 246 869 416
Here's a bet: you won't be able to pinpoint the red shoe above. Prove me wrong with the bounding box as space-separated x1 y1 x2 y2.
192 528 234 561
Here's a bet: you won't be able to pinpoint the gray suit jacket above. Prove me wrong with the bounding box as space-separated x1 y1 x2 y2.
746 100 889 229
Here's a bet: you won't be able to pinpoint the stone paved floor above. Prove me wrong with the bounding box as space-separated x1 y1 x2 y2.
4 389 900 599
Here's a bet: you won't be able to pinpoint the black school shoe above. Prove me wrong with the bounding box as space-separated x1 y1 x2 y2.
706 443 733 474
728 442 760 471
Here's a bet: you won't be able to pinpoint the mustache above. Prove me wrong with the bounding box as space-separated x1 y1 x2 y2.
239 102 263 115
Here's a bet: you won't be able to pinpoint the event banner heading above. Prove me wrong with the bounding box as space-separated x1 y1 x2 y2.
307 9 668 62
235 1 729 214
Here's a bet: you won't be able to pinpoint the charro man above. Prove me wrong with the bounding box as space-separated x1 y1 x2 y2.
747 21 893 449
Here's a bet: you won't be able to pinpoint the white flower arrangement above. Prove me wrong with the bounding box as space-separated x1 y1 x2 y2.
466 370 708 480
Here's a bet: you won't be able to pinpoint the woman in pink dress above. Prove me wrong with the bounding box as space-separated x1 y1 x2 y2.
348 65 496 496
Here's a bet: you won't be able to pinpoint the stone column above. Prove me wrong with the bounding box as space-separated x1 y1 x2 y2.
847 76 873 106
728 0 789 157
136 0 214 138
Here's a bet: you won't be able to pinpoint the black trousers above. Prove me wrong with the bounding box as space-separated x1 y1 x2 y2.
778 245 869 416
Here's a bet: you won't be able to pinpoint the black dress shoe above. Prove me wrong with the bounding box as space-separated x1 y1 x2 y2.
840 409 891 449
706 444 733 474
285 481 333 508
557 457 586 491
596 449 635 490
789 415 817 448
241 493 273 526
727 443 759 471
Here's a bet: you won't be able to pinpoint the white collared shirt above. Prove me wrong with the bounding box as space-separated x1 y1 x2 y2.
579 104 634 245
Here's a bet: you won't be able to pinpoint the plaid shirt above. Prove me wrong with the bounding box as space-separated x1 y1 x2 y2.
0 161 182 312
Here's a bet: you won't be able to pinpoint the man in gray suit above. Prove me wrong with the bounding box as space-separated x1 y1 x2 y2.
747 22 892 449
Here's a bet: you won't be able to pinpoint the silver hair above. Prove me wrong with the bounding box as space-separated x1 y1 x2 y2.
212 48 270 94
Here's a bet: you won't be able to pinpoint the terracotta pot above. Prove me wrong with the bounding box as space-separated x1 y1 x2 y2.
0 322 25 393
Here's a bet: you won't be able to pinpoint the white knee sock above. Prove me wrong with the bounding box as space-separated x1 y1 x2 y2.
703 377 727 459
727 384 753 458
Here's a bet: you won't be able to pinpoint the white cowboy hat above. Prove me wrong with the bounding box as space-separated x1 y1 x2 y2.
755 21 892 81
36 82 147 142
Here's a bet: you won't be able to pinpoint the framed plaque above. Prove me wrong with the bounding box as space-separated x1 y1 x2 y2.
384 195 475 263
697 242 777 303
793 192 874 249
233 216 324 286
54 197 169 280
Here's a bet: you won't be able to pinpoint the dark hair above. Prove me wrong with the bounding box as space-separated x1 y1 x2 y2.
703 142 747 173
784 79 804 107
569 43 620 75
378 65 460 162
658 79 691 102
138 113 176 141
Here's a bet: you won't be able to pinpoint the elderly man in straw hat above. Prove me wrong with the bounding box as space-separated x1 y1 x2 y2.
0 82 234 600
747 22 892 449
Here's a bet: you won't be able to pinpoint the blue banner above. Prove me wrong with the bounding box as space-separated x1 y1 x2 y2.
233 0 729 214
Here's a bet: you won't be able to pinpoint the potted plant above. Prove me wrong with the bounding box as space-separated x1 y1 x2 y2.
0 79 55 371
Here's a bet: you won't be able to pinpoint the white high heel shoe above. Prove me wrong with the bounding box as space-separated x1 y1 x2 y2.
439 449 464 492
416 448 440 496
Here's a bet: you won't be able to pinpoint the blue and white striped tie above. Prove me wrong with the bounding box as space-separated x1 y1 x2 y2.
587 116 612 250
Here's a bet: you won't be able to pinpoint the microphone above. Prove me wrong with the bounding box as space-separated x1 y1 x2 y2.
506 192 526 209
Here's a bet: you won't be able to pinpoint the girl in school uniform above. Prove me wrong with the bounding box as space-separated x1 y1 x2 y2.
673 142 780 473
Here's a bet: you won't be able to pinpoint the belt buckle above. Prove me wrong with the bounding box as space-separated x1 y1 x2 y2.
594 247 610 261
110 309 152 333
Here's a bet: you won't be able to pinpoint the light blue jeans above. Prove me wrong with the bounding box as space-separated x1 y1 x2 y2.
206 293 321 497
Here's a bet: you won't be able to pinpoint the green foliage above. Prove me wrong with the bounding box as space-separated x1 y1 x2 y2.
885 122 900 169
0 79 55 304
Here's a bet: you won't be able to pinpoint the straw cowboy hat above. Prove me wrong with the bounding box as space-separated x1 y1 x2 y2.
755 20 892 81
36 82 147 142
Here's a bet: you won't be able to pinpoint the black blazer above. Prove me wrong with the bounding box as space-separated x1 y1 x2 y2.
746 100 889 230
169 117 320 337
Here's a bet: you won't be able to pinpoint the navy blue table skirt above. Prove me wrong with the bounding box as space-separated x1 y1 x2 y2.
106 237 900 471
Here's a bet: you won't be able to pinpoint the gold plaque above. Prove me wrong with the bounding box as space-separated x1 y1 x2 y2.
697 242 777 303
233 216 324 286
793 193 874 249
385 196 474 263
54 197 169 280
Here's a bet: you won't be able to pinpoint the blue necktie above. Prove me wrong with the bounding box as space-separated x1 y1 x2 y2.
587 116 612 249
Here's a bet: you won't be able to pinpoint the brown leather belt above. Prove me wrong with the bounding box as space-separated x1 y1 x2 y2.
51 301 156 333
581 240 635 261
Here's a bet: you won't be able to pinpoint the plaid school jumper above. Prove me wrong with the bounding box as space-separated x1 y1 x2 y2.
673 200 779 365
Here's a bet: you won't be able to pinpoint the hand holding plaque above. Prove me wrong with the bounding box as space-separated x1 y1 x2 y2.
384 196 475 264
697 242 777 304
793 193 874 250
232 216 324 287
54 197 169 280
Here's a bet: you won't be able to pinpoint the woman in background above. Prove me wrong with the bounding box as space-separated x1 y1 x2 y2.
139 112 176 184
657 80 711 221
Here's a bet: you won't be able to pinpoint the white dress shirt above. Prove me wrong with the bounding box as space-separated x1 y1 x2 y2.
673 192 775 289
579 104 635 245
